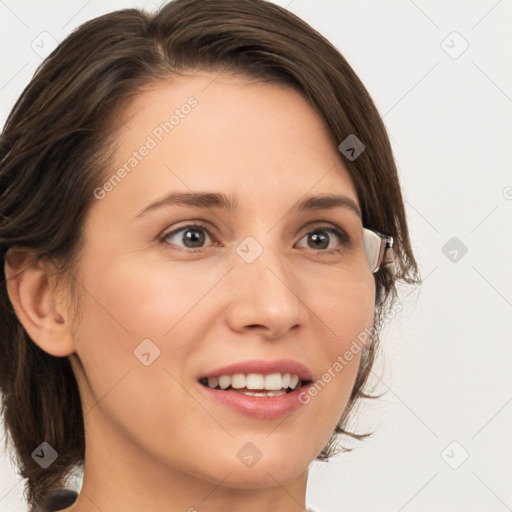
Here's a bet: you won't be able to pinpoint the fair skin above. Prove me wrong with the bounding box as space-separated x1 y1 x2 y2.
6 72 376 512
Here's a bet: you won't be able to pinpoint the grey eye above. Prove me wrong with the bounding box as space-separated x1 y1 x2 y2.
164 226 210 248
295 228 346 251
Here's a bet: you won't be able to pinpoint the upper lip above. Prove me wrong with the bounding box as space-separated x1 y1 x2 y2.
198 359 313 381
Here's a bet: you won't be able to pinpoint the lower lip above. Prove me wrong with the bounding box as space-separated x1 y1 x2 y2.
197 382 312 419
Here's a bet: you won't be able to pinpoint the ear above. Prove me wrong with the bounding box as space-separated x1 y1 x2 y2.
4 248 75 357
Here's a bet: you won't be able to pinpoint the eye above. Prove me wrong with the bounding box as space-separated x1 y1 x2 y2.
295 226 349 253
162 223 217 251
161 223 350 254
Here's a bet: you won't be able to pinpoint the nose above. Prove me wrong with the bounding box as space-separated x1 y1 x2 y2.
224 244 308 340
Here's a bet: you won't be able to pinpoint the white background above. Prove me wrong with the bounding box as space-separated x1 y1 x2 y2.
1 1 511 511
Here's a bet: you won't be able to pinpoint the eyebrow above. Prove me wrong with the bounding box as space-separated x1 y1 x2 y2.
136 192 362 219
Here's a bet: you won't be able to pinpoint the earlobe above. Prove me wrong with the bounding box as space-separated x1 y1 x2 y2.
4 248 75 357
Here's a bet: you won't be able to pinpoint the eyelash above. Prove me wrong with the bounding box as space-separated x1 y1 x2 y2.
160 222 350 255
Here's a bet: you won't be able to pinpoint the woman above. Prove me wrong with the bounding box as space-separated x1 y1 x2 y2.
0 0 419 510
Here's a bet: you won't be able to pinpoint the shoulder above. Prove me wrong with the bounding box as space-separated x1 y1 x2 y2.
29 489 78 512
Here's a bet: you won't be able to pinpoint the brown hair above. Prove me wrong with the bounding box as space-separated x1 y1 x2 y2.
0 0 420 509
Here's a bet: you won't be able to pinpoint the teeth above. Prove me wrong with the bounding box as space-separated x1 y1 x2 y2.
246 373 265 389
207 376 219 388
242 389 287 396
264 373 283 390
231 374 246 389
203 372 303 391
218 375 231 390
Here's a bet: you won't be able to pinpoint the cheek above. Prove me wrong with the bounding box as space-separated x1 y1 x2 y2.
80 251 226 339
315 276 376 350
306 277 375 402
68 253 220 408
73 259 191 346
68 259 201 448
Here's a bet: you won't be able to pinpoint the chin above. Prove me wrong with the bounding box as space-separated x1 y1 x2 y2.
217 465 306 490
209 447 312 489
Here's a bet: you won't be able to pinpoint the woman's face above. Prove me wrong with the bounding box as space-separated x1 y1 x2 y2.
67 72 376 492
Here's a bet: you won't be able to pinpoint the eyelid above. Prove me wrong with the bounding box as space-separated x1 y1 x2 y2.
295 220 349 236
162 220 211 237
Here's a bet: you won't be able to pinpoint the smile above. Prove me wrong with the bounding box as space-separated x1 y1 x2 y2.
197 372 313 419
199 372 305 396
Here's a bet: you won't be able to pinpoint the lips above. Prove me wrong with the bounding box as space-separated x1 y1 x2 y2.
195 359 314 419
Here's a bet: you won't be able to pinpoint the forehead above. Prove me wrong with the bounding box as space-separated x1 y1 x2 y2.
100 72 359 215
